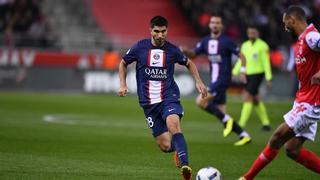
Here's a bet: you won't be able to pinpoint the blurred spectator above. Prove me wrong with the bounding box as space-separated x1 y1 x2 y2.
198 12 210 28
0 0 11 32
1 0 52 48
102 45 120 70
315 0 320 10
5 0 40 33
270 50 284 68
225 24 241 41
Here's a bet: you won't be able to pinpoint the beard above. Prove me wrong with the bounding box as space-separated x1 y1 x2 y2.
153 37 165 46
287 27 298 40
211 28 219 34
289 31 298 40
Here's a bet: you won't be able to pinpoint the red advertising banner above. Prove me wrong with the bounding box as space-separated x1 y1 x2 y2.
0 49 104 69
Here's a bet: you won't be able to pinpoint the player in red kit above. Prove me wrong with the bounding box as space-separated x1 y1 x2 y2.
239 5 320 180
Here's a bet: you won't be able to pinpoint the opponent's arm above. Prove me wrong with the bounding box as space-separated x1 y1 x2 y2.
306 31 320 51
118 59 128 97
185 60 207 98
305 32 320 84
311 71 320 85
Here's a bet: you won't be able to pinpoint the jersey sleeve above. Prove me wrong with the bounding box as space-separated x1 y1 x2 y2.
122 43 139 64
175 47 189 66
232 43 244 76
194 40 205 56
305 31 320 51
261 43 272 81
228 40 240 56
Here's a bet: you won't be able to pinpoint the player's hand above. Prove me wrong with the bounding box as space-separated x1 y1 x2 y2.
239 72 247 84
118 85 128 97
267 80 272 89
196 81 207 98
311 71 320 85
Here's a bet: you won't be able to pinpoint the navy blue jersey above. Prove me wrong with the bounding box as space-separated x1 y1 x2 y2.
195 34 239 85
123 39 188 106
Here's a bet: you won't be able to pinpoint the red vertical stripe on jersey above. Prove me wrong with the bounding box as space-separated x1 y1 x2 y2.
160 81 164 101
162 51 166 67
148 50 151 66
147 80 151 104
217 40 220 53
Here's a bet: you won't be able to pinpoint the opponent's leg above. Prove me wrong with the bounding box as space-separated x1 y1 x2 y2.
241 123 295 180
295 148 320 173
285 136 320 173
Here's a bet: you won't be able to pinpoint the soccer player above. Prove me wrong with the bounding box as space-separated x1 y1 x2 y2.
180 14 251 146
232 25 272 131
239 5 320 180
118 16 207 180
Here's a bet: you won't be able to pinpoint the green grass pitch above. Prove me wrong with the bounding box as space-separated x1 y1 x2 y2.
0 92 319 179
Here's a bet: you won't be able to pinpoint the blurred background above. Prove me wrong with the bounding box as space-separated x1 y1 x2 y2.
0 0 319 99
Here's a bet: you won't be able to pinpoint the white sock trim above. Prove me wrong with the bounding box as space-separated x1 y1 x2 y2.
222 114 231 123
240 132 250 138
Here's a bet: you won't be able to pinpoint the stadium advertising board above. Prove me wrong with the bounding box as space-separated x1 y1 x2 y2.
0 49 197 95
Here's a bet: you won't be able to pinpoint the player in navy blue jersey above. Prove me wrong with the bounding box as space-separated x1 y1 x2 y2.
181 14 251 146
118 16 207 180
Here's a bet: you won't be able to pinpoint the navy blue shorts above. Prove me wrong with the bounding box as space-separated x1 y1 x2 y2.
208 82 228 105
142 101 184 137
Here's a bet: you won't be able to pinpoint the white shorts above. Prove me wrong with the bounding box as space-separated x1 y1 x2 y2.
283 102 319 141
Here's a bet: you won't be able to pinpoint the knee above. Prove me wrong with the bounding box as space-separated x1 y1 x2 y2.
269 132 283 149
196 98 207 109
166 115 181 134
158 142 172 153
244 93 255 102
253 99 259 105
284 140 303 159
285 145 300 159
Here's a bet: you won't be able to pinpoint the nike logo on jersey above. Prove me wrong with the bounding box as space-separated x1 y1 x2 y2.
168 108 175 112
149 49 165 67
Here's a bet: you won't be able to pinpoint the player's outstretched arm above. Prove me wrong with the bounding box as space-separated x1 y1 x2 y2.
179 46 196 59
185 60 207 98
311 71 320 85
118 59 128 97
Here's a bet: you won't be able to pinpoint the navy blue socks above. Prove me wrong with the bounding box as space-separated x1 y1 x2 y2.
205 102 225 120
172 133 189 166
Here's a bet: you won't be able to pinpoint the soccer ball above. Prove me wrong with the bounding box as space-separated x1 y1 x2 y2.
196 166 222 180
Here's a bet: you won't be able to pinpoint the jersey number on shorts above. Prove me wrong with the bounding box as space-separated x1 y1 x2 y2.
146 117 154 128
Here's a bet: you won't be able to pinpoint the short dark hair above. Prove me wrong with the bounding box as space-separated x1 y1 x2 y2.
210 12 223 19
285 5 306 20
247 23 259 31
150 16 168 28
